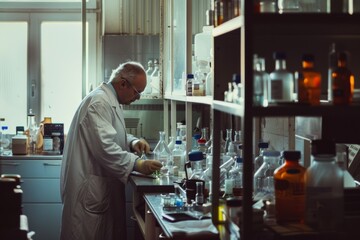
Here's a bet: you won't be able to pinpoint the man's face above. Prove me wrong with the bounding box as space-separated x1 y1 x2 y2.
115 74 146 105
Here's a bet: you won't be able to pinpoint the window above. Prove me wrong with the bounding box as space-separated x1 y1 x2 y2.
0 2 97 134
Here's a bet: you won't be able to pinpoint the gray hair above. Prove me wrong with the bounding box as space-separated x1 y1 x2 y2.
108 61 146 84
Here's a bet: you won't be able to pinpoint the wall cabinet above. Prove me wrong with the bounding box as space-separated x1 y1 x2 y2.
163 1 360 239
0 158 62 240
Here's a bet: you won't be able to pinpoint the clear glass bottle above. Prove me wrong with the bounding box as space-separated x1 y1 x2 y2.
254 142 269 173
233 130 242 156
253 55 269 106
189 151 205 180
328 43 337 102
305 139 344 232
269 52 294 103
172 140 185 175
224 128 233 153
278 0 300 13
230 156 243 197
205 62 213 96
153 131 171 176
150 59 160 94
143 59 153 94
186 74 194 96
253 150 281 201
0 126 10 151
231 73 241 104
274 150 306 224
195 181 204 205
297 54 321 105
27 109 38 154
331 52 355 105
193 60 208 96
0 118 4 154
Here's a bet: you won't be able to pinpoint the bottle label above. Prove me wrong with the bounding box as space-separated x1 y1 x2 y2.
305 186 343 231
270 79 283 100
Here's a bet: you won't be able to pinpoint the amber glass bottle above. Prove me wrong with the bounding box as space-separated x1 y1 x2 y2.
274 151 306 224
331 52 355 105
298 54 321 105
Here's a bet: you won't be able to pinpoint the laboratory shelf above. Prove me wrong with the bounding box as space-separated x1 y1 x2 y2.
212 100 244 117
213 16 243 37
164 95 213 105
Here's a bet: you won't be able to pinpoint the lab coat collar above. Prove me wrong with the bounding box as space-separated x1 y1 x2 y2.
101 83 126 127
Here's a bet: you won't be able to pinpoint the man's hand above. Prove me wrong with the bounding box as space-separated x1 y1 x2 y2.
131 138 151 155
135 159 162 175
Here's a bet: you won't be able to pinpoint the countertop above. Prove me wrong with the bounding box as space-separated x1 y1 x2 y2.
0 151 62 160
129 173 182 194
144 193 219 240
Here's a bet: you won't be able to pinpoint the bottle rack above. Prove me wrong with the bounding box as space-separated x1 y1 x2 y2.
163 1 360 239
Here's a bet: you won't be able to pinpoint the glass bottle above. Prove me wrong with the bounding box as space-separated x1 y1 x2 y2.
224 128 233 153
172 140 185 173
305 139 344 232
27 109 38 154
254 142 269 173
195 181 204 205
274 150 306 224
232 73 241 104
186 74 194 96
230 156 243 197
253 150 281 201
205 62 213 96
253 55 269 106
153 131 171 176
150 59 160 94
193 60 208 96
327 43 337 102
143 59 153 94
233 130 242 156
189 151 205 180
278 0 300 13
331 52 355 105
269 52 294 103
298 54 321 105
0 126 10 151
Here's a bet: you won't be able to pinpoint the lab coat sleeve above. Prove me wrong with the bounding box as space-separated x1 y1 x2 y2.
80 101 136 183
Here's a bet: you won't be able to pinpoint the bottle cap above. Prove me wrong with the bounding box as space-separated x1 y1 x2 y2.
175 140 182 145
187 73 194 79
188 151 203 161
263 150 280 157
258 142 269 148
236 156 243 163
273 51 286 60
302 54 314 61
282 150 301 160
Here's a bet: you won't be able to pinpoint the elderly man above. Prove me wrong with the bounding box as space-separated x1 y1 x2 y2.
60 61 162 240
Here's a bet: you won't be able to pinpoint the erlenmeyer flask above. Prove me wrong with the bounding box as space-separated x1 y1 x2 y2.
153 131 172 176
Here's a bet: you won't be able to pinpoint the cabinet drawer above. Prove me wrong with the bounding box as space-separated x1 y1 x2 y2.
22 178 61 203
0 160 61 178
23 203 62 240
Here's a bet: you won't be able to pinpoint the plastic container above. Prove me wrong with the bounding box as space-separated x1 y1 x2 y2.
194 26 213 63
305 140 344 231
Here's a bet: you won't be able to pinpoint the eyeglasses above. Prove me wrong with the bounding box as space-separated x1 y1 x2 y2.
121 77 142 98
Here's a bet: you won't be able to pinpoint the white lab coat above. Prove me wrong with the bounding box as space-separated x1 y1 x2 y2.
60 83 138 240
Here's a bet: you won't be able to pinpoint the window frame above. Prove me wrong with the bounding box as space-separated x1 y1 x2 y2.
0 3 98 131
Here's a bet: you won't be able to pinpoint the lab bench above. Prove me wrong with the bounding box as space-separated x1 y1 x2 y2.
129 174 177 239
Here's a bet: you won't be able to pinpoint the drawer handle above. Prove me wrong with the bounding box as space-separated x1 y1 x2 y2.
0 163 20 166
43 163 61 166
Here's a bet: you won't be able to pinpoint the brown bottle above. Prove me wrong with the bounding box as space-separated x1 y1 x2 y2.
297 54 321 105
274 151 306 224
331 52 355 105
